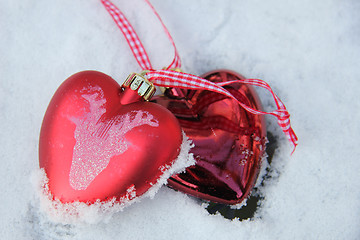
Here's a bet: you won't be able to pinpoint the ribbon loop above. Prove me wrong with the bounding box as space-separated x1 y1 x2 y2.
144 0 181 70
101 0 181 70
100 0 298 152
101 0 153 70
146 70 298 151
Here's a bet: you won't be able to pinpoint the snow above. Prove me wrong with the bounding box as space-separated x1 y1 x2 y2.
31 132 194 225
1 0 360 239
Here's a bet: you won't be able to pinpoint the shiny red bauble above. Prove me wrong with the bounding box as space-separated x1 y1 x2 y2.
39 71 182 203
153 70 267 205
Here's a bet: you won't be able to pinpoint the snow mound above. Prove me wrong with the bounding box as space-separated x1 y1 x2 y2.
31 132 194 224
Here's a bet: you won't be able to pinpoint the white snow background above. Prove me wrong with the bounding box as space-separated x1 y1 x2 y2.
1 0 359 239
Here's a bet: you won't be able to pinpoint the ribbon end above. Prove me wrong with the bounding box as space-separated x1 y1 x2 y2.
290 143 298 155
288 128 298 155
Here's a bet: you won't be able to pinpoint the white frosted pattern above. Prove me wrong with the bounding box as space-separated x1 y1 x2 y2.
69 87 159 190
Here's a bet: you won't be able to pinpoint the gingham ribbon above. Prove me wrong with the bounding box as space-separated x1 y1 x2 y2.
146 70 298 150
100 0 180 70
100 0 298 152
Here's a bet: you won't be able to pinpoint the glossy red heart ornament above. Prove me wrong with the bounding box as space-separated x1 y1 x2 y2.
153 70 266 205
39 71 182 203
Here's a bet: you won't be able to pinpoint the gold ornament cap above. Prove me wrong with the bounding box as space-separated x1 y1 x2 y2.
122 71 156 101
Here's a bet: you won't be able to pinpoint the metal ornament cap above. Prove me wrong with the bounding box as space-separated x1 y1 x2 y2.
39 71 182 203
153 70 267 205
123 72 156 100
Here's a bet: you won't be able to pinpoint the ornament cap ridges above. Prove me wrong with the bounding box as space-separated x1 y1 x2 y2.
123 72 155 101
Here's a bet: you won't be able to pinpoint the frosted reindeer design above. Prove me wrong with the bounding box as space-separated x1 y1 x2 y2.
69 86 159 190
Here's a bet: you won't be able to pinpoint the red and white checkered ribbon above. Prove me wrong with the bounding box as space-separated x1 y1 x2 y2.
100 0 180 70
146 70 298 150
100 0 298 152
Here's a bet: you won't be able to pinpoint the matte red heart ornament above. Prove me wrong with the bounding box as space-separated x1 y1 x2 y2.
39 71 183 203
153 70 267 205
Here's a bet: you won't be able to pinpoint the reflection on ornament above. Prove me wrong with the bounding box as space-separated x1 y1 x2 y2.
153 70 267 205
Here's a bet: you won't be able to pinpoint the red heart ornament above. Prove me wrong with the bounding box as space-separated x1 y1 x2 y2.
39 71 182 203
153 70 267 205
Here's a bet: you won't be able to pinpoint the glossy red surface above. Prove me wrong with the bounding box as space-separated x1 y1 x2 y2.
153 70 266 205
39 71 182 203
